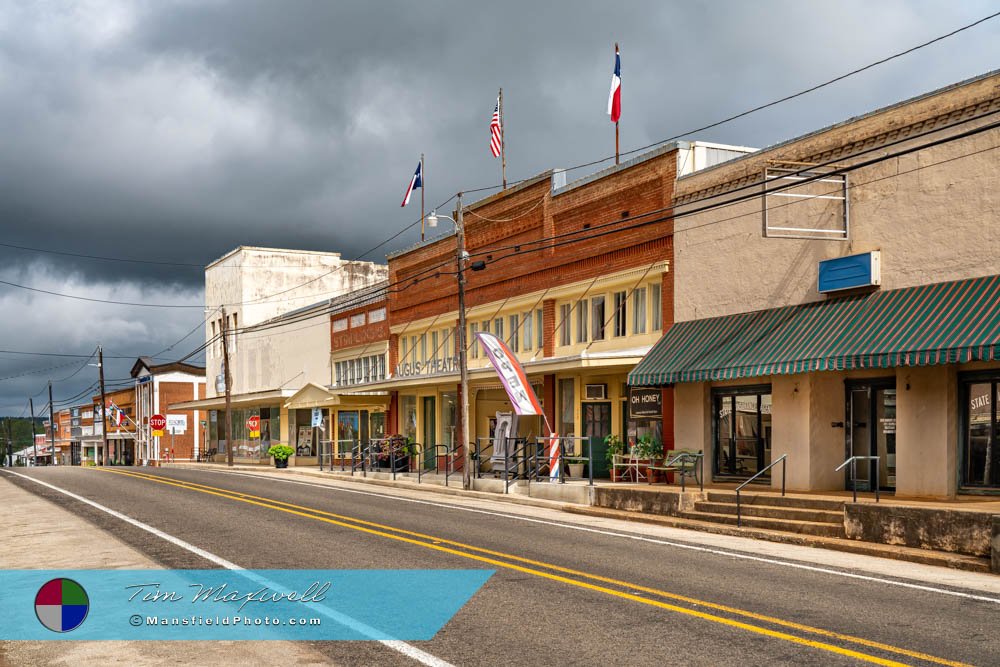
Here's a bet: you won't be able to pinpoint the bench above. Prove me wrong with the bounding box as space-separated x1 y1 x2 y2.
648 449 703 490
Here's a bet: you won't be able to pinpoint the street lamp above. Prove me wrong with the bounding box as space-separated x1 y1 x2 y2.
426 195 485 490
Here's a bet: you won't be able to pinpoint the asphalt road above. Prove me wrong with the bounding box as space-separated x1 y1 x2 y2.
4 466 998 667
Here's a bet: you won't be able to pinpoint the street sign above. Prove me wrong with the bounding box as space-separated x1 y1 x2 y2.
150 414 167 437
166 414 187 435
247 415 261 439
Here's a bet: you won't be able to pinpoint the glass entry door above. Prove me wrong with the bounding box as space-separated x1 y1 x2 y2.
583 402 611 478
422 397 436 449
846 382 896 492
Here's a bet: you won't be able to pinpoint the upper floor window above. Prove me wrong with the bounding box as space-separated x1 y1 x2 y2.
523 311 533 350
613 291 627 337
368 307 386 323
333 318 348 332
575 301 588 343
350 313 366 328
508 314 519 352
559 304 571 347
632 287 647 334
591 296 606 341
651 283 662 331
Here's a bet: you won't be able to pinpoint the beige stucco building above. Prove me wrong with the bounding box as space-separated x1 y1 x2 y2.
174 246 388 463
630 70 1000 499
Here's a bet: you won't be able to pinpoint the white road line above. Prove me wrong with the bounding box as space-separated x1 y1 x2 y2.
0 469 455 667
201 468 1000 606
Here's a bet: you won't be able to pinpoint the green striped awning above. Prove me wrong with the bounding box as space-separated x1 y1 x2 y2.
629 274 1000 385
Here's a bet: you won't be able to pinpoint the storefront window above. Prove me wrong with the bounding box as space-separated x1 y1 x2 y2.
962 377 1000 488
442 392 457 447
558 379 575 436
401 395 418 441
713 386 772 479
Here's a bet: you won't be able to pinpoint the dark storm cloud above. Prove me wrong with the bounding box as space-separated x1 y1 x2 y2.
0 0 998 413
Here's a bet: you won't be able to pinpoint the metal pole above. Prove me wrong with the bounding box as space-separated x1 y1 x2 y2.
781 456 786 496
98 347 109 467
420 153 425 242
499 88 507 189
48 381 56 466
852 459 858 503
221 308 234 467
614 44 620 166
457 192 472 491
588 437 594 487
875 456 880 503
29 398 38 466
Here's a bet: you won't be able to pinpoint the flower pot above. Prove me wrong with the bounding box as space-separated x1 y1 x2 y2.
274 458 288 469
568 463 585 478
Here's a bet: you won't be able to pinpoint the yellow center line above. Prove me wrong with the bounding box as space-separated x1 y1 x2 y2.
93 467 967 667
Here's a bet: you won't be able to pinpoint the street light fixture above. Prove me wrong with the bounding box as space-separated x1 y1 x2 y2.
426 196 484 490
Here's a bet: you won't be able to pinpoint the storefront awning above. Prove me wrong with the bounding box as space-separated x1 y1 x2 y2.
629 274 1000 385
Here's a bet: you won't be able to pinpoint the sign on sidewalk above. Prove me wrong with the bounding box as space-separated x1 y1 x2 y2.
247 415 261 439
166 414 187 435
149 414 166 437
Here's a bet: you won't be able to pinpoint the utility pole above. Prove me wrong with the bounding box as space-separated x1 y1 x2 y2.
6 417 13 467
221 307 234 467
98 345 109 467
29 397 38 466
456 192 472 490
48 381 55 466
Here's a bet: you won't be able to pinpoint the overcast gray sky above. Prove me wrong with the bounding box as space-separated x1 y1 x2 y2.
1 0 998 415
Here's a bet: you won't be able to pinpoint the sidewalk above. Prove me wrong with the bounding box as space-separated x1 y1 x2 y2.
166 462 996 573
0 475 332 667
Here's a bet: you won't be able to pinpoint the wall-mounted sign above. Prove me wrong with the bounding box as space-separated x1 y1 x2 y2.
395 357 459 379
166 414 187 435
629 387 663 419
818 250 881 294
311 408 323 428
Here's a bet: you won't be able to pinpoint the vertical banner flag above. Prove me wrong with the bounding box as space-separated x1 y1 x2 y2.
474 332 543 416
607 44 621 123
400 160 422 207
489 96 503 157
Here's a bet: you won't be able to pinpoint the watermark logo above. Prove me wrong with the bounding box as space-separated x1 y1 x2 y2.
35 578 89 633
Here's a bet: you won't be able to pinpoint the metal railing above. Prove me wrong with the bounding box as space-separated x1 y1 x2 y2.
555 436 594 487
319 439 356 472
432 443 463 486
735 454 787 528
655 451 704 492
836 455 880 503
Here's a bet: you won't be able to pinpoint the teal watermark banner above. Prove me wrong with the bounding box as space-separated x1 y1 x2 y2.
0 569 493 640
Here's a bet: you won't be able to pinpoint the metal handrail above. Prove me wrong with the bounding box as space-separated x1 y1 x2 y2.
836 455 880 503
735 454 787 528
553 436 593 486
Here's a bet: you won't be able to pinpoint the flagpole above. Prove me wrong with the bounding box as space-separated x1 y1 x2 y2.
499 88 507 189
614 42 620 166
420 153 425 242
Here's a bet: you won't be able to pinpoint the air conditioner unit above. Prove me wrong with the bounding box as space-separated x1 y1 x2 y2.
585 384 607 400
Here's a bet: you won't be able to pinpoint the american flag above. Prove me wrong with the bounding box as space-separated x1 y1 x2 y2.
489 96 502 157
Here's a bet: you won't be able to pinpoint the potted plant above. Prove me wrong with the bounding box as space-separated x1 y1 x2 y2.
633 434 664 481
267 444 294 469
604 434 624 481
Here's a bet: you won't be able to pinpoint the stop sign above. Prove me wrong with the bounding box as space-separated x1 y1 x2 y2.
149 414 167 431
246 415 260 430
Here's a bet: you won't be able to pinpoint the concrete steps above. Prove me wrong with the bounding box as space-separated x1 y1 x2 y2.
681 492 847 538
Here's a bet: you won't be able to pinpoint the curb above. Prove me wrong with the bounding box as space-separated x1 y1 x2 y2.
166 463 992 574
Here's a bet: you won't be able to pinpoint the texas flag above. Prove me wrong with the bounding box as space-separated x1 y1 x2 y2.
400 160 422 207
607 44 621 123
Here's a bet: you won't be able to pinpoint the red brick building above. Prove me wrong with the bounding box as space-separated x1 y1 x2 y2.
335 142 753 475
131 357 206 463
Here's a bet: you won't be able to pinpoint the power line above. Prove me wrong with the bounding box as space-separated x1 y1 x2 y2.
462 11 1000 195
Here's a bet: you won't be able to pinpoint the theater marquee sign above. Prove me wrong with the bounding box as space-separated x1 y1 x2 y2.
395 357 460 379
